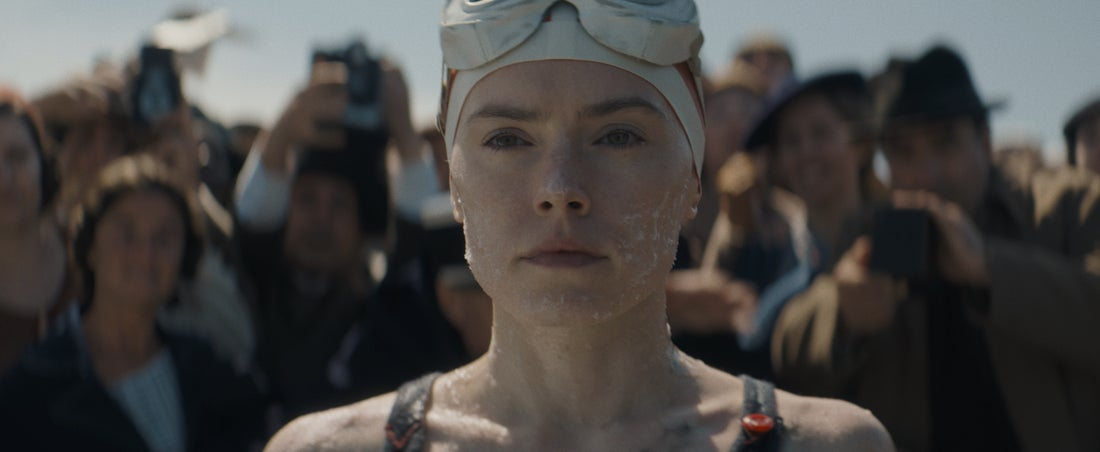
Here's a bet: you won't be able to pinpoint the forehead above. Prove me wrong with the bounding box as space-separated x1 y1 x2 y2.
103 189 181 221
459 60 674 122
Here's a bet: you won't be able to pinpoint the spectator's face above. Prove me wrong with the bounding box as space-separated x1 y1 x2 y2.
88 190 186 308
449 60 699 327
284 174 364 274
703 89 761 183
739 50 790 91
1076 114 1100 174
0 116 42 230
882 117 991 214
773 93 861 209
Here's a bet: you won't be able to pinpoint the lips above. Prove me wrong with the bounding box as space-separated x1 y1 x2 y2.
521 240 605 268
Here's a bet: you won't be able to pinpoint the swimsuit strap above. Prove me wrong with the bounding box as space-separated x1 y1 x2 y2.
383 372 441 452
730 375 785 452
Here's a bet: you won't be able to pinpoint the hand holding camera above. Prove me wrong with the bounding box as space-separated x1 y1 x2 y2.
891 190 990 287
836 237 908 335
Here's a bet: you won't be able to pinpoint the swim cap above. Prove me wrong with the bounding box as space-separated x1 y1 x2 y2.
439 0 705 177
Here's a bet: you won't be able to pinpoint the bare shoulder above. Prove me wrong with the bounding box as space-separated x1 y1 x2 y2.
264 392 397 452
775 389 895 452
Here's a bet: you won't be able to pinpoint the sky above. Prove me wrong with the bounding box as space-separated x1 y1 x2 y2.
2 1 1098 164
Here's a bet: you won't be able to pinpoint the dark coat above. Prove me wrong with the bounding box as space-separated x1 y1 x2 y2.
0 326 265 451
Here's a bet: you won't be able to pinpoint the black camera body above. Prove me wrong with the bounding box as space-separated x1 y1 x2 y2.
131 45 183 128
868 207 935 280
311 40 383 131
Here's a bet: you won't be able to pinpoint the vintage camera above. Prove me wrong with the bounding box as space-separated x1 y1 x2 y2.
311 40 383 131
868 207 935 281
131 45 183 128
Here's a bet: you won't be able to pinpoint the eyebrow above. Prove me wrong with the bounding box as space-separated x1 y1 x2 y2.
581 96 668 121
468 105 544 122
469 96 668 123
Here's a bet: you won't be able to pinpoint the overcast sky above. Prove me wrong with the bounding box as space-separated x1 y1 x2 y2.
3 0 1098 163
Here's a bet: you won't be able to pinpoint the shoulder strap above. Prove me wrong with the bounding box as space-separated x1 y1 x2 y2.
383 372 441 452
730 375 784 452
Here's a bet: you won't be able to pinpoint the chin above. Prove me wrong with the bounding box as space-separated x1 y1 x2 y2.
493 281 650 328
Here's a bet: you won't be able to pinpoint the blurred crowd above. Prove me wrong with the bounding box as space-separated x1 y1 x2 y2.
1 9 1098 452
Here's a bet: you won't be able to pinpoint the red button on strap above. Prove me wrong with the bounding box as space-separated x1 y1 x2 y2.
741 413 775 435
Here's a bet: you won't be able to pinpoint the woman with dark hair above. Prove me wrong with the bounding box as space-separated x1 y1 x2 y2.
267 1 892 450
0 87 66 375
744 71 888 268
0 155 264 451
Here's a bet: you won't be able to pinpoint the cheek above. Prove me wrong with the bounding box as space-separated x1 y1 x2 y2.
610 173 693 281
459 190 518 284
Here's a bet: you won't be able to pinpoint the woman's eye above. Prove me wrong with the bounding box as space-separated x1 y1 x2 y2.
484 132 529 150
597 129 644 147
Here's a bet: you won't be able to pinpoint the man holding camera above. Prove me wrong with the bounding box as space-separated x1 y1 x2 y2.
771 45 1100 452
234 42 461 424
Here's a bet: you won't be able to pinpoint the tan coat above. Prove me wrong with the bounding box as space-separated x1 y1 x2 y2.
771 168 1100 452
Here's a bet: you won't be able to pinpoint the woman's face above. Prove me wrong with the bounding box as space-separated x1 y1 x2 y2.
89 189 186 310
450 60 699 327
773 92 860 207
0 116 42 230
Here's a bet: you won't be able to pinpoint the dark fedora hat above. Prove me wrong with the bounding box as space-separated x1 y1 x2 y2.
875 44 1005 126
1062 96 1100 165
743 70 868 151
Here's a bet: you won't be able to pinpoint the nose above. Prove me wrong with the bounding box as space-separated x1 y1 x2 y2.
534 147 591 217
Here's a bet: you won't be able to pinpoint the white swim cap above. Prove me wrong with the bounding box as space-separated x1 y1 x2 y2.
439 0 706 178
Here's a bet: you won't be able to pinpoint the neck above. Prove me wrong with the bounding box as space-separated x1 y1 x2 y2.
807 187 861 253
474 291 698 432
81 292 161 363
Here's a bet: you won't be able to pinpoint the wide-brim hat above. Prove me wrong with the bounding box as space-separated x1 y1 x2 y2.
875 44 1005 127
1062 96 1100 165
743 70 867 151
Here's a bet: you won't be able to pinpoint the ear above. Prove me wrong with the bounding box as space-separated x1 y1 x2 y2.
449 176 465 224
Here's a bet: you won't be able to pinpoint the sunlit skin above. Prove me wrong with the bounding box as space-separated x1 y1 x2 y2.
265 60 894 452
450 61 699 329
283 174 365 276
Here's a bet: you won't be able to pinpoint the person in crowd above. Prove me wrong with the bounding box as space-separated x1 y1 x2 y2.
772 44 1100 452
32 56 257 372
234 46 464 424
731 32 796 98
992 137 1046 188
0 88 68 375
680 63 767 259
1063 95 1100 175
746 71 888 267
673 70 888 381
123 52 257 373
32 68 131 224
0 155 264 451
266 2 893 450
